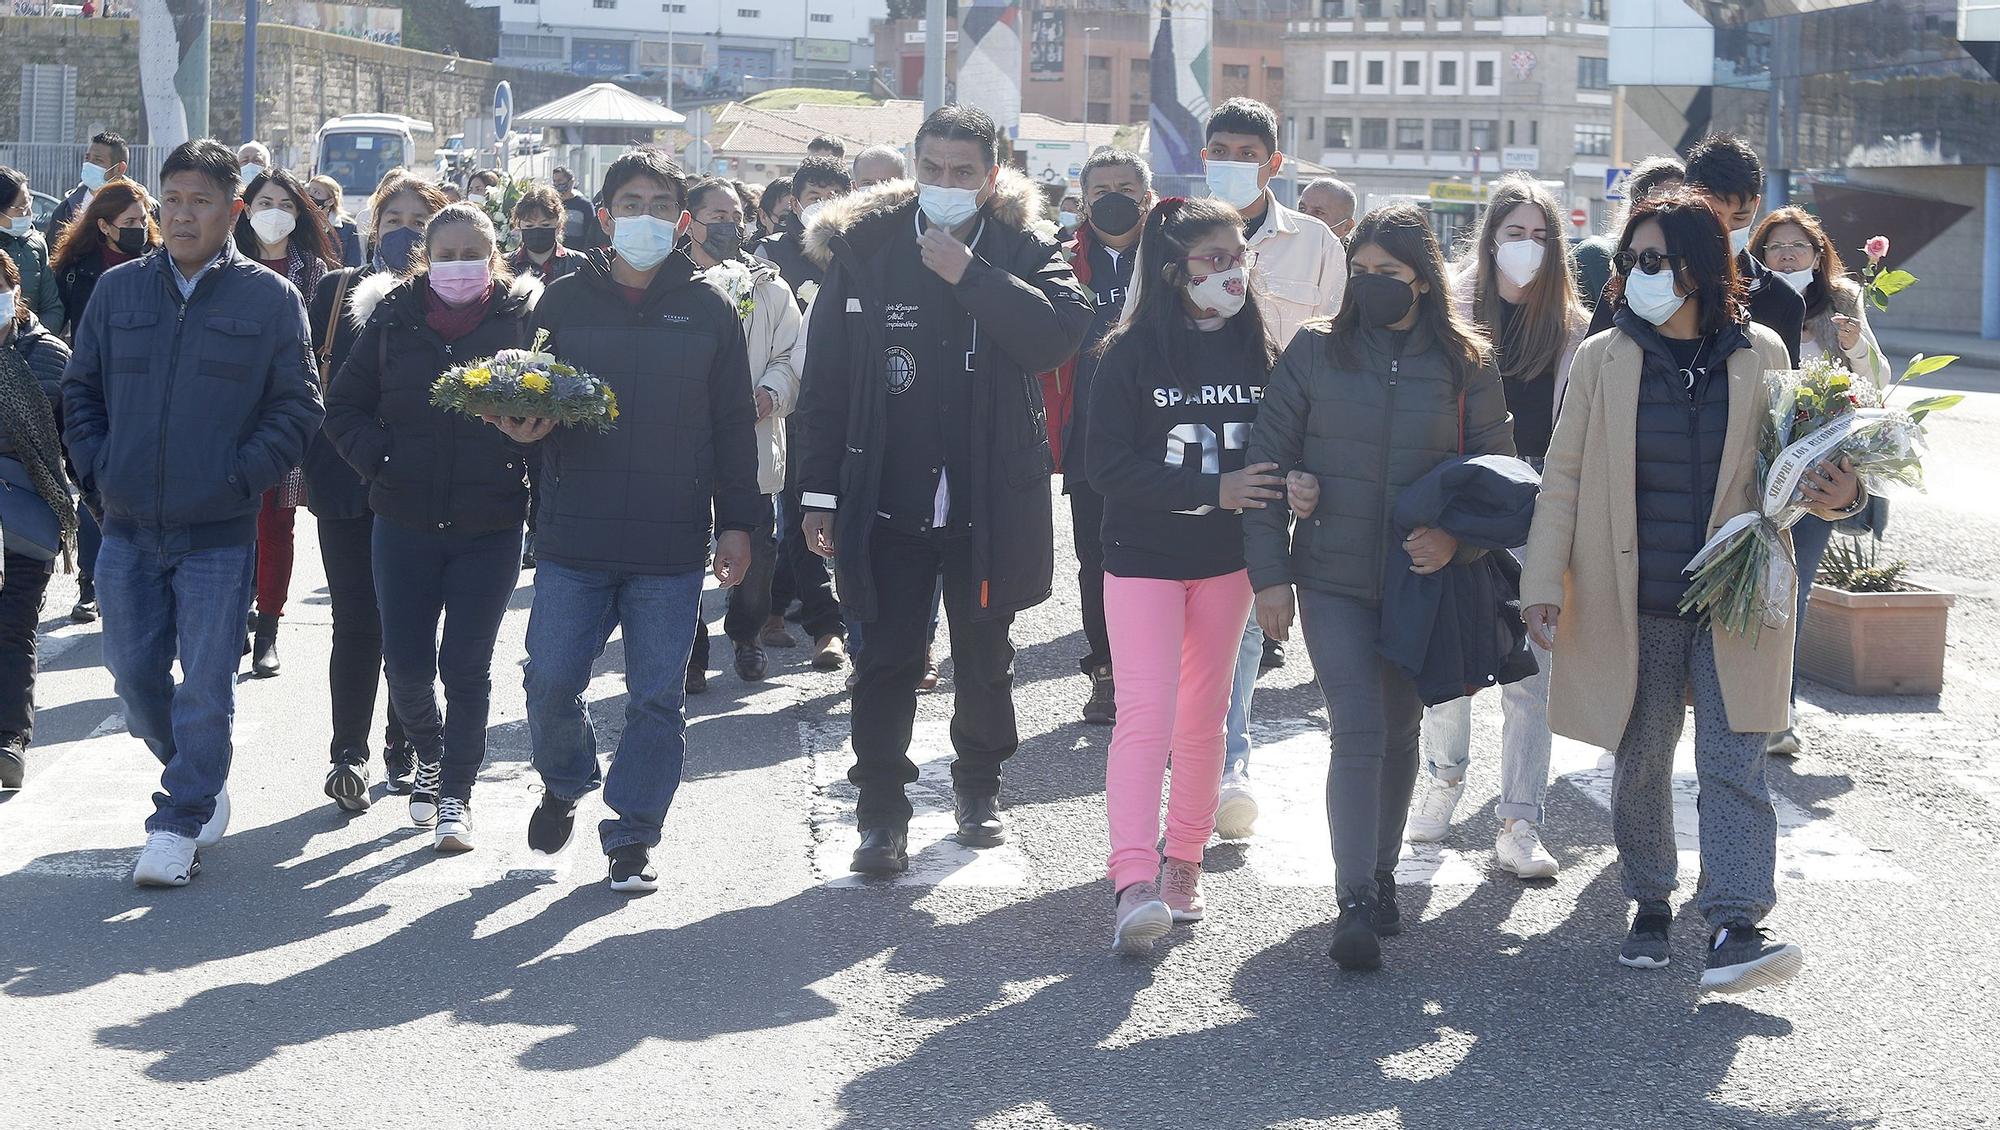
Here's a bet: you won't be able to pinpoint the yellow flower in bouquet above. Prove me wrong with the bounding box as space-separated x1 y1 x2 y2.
430 330 619 433
521 371 552 394
463 367 492 388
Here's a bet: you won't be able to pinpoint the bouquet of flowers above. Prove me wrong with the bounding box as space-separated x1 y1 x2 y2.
1678 352 1959 635
704 258 760 320
430 329 620 433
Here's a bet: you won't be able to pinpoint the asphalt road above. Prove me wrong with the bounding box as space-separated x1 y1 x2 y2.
4 382 2000 1129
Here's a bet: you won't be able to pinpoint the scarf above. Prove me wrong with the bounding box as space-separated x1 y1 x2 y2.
422 280 494 342
0 339 78 569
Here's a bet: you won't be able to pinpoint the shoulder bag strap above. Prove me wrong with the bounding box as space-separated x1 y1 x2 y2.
318 271 353 373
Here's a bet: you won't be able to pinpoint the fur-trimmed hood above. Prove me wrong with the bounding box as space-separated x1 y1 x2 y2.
347 269 544 329
801 166 1055 269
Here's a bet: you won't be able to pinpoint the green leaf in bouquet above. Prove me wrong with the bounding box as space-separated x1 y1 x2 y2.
1868 289 1889 312
1907 393 1963 423
1900 354 1958 381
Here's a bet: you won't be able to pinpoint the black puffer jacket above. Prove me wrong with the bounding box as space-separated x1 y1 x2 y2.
323 272 542 535
1245 320 1515 603
794 170 1093 623
526 251 761 575
1620 308 1747 618
54 251 109 339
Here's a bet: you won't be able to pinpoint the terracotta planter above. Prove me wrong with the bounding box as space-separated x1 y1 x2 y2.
1798 583 1955 695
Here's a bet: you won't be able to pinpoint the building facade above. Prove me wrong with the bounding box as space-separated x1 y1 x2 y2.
472 0 884 95
1282 0 1658 246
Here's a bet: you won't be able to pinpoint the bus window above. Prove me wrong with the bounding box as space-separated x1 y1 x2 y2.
319 134 409 196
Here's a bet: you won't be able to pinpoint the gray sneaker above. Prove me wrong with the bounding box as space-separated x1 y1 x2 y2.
1111 880 1172 955
1701 923 1805 994
1618 906 1673 969
1161 857 1205 923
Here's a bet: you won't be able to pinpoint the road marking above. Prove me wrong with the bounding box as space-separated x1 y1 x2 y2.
803 719 1030 889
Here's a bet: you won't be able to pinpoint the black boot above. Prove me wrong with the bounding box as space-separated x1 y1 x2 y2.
70 577 98 624
1082 664 1116 725
0 731 25 790
953 790 1008 847
251 612 281 677
1373 869 1401 937
1329 895 1383 971
850 825 909 875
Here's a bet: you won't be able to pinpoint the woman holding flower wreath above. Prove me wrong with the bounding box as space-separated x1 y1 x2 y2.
322 203 542 851
1519 188 1860 992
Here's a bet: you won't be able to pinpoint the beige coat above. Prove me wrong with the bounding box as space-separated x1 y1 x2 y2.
1522 321 1813 747
705 257 802 496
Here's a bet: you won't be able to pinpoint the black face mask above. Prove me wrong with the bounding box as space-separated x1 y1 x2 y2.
553 181 573 196
698 220 743 262
112 227 148 256
520 227 558 255
780 212 804 236
1349 272 1417 328
1088 192 1142 238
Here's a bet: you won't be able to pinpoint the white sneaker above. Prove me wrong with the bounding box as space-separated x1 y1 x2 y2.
1495 822 1560 879
1404 776 1465 843
194 785 230 848
434 797 473 853
1214 768 1259 840
132 830 199 887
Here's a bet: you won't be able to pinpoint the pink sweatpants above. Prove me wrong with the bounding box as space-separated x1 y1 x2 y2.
1104 569 1255 892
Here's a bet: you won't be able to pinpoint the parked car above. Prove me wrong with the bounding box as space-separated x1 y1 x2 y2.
30 189 58 234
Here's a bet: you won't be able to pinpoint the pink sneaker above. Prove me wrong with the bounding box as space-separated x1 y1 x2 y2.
1111 880 1172 955
1161 857 1206 923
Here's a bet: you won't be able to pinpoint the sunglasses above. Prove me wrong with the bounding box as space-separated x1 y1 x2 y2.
1614 248 1686 276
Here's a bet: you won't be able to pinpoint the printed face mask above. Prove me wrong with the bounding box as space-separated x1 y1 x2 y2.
1204 160 1264 210
1494 237 1545 288
610 213 679 272
428 258 491 305
249 207 297 246
1349 272 1416 328
1623 265 1687 326
917 181 983 230
1186 265 1247 319
376 226 422 272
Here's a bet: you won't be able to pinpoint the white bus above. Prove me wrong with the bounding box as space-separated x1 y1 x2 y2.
313 114 436 230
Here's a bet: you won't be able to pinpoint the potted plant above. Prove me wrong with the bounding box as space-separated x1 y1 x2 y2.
1799 532 1954 695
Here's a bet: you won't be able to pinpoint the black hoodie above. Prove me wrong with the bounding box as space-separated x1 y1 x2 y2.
526 250 761 575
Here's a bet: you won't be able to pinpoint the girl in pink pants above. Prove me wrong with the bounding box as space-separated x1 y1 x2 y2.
1085 196 1282 954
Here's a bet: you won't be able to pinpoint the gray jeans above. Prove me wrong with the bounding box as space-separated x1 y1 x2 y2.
1419 544 1555 825
1297 588 1424 903
1613 615 1777 927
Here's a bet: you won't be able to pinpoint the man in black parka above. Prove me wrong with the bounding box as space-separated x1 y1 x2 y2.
796 105 1092 874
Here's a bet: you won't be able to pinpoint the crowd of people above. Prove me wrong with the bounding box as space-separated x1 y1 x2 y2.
0 93 1886 996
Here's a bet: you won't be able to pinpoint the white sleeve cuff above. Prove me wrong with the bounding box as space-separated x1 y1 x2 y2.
801 491 839 511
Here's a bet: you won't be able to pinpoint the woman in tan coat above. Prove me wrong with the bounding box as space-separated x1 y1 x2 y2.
1520 189 1861 994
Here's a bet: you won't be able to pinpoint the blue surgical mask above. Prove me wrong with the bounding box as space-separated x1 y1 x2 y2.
610 213 679 272
79 162 107 192
917 182 982 230
1205 159 1264 210
374 226 422 273
6 215 33 237
0 290 15 326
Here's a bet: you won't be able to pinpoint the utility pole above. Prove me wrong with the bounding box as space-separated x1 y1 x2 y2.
242 0 258 144
1082 25 1098 127
924 0 946 113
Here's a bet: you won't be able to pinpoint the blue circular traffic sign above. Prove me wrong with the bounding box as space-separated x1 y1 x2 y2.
493 81 514 139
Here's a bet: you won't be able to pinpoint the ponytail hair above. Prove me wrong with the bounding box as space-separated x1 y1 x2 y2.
1094 196 1277 395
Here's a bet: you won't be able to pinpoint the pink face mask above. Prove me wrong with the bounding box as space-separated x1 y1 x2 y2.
429 258 491 305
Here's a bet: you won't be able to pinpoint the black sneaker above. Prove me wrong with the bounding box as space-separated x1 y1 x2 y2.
1700 922 1805 994
527 791 578 854
0 731 24 790
1081 665 1116 725
685 664 708 695
1328 895 1383 971
383 742 417 794
70 577 98 624
1619 903 1673 969
1373 869 1401 937
1260 637 1285 671
607 844 659 893
323 750 372 813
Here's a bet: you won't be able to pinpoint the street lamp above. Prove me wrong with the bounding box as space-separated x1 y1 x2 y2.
1081 25 1100 127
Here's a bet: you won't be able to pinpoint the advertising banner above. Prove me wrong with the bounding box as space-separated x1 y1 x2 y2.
1148 0 1212 180
959 0 1023 135
1029 9 1065 81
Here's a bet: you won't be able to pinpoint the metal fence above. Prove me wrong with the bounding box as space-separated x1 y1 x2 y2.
0 142 170 198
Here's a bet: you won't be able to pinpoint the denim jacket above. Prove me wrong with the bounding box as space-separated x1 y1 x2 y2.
62 242 324 549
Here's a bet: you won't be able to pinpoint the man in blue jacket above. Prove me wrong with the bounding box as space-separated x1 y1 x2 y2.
63 139 324 888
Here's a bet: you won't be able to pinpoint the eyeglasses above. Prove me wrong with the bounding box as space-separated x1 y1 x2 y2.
1614 249 1686 277
1763 240 1815 256
1178 248 1257 276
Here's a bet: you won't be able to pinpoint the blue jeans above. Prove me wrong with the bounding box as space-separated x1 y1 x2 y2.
1789 515 1836 705
374 520 523 800
1223 615 1262 774
525 561 702 853
95 531 255 838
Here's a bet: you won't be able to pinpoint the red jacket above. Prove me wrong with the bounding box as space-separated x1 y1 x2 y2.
1037 225 1099 474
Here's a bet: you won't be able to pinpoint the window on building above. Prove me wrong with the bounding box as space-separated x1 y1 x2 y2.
501 33 564 60
1266 65 1284 104
1325 117 1353 149
1432 119 1461 152
660 2 685 9
811 11 832 21
1585 0 1606 18
1475 59 1496 87
1438 59 1457 87
1221 63 1251 99
1365 59 1386 86
1468 119 1497 151
1329 59 1350 85
1319 0 1346 16
1360 117 1389 149
1359 0 1383 15
1401 59 1421 86
1400 0 1424 15
1396 118 1426 150
737 7 759 17
1578 56 1608 90
515 0 534 6
1506 120 1516 145
593 0 616 8
1530 120 1539 144
1574 123 1612 157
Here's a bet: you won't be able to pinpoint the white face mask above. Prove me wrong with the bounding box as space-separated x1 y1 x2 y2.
1729 224 1751 256
249 207 297 246
1623 266 1687 326
240 163 265 187
1776 266 1816 296
1204 159 1265 210
79 162 107 192
0 289 15 326
5 214 33 237
609 213 679 272
1186 266 1248 320
800 199 828 228
1494 238 1545 288
469 192 489 206
917 182 983 230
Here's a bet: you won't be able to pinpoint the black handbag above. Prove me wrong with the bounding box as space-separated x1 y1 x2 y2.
0 456 61 561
